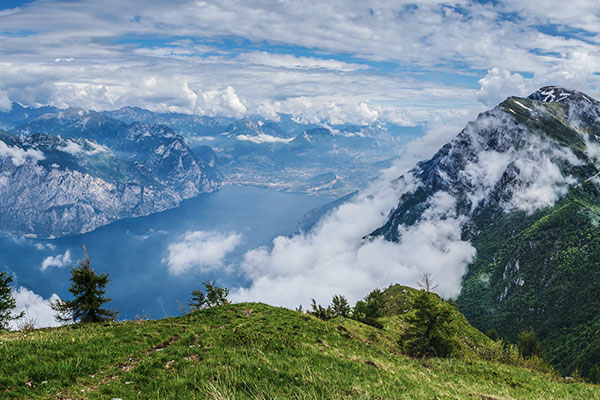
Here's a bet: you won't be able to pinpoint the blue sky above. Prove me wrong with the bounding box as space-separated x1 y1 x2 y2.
0 0 599 126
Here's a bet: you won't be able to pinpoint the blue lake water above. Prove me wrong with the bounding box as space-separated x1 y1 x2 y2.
0 185 330 320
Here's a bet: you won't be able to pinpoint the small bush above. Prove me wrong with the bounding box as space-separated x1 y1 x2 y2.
476 338 553 374
485 328 500 341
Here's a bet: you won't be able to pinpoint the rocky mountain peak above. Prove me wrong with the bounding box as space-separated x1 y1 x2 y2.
528 85 597 105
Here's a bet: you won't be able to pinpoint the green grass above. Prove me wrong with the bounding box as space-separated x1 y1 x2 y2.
1 302 599 399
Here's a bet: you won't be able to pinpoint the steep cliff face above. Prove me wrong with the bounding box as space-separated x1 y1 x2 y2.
0 111 220 238
371 86 600 375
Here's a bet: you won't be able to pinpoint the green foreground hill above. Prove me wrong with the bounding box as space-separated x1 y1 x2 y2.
1 287 599 399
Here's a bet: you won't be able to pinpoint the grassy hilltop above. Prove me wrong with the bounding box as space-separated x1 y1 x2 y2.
1 285 599 399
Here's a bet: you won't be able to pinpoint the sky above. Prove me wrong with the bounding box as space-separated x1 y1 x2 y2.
1 0 599 126
5 0 600 325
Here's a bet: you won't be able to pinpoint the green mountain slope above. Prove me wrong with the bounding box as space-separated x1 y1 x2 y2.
458 186 600 376
1 301 598 399
366 86 600 378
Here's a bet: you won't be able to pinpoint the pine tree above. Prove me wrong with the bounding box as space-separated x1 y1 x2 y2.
0 271 23 330
189 281 229 310
400 290 457 358
331 294 351 318
51 247 115 323
352 289 384 328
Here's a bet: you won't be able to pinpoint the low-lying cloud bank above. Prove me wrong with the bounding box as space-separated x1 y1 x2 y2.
233 161 476 308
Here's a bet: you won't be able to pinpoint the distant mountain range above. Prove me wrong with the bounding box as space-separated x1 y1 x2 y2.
0 103 415 237
370 86 600 377
0 111 219 238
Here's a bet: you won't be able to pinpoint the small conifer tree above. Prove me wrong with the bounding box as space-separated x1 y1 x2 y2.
352 289 384 328
331 294 351 318
189 281 229 310
0 271 23 330
50 246 115 324
400 290 457 358
310 298 334 320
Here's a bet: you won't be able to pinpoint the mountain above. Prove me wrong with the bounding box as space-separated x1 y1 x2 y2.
0 103 59 131
0 111 220 238
0 104 414 197
103 106 233 136
370 86 600 377
3 289 597 399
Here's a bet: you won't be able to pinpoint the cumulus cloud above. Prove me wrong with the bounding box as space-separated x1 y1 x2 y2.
194 86 247 118
9 287 61 330
163 231 242 275
477 68 530 107
40 250 72 271
0 140 45 166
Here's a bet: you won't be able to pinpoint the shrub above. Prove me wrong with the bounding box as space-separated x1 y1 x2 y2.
485 328 500 341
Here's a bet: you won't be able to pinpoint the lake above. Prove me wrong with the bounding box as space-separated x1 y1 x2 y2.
0 185 330 320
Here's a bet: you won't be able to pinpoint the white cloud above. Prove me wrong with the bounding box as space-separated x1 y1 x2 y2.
58 139 109 156
163 230 242 275
9 287 62 330
58 140 85 155
0 140 45 166
503 149 578 214
0 89 11 112
477 68 530 107
40 250 72 271
1 0 599 125
0 173 8 187
194 86 247 118
34 242 57 251
236 133 293 144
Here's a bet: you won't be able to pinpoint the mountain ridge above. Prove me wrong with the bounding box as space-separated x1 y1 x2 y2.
369 86 600 377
